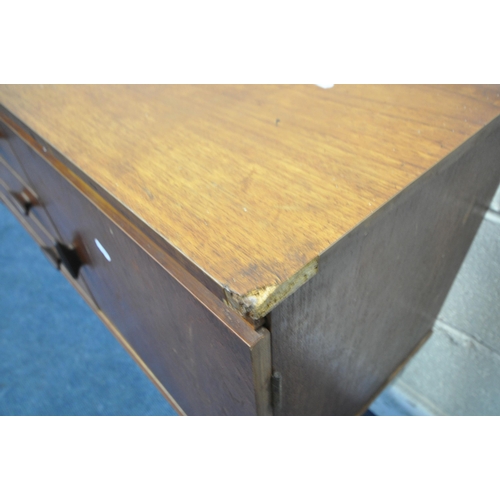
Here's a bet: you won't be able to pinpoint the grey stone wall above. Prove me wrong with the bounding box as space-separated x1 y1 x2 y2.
371 183 500 416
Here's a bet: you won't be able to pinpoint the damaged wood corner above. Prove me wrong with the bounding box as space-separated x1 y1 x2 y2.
224 257 319 320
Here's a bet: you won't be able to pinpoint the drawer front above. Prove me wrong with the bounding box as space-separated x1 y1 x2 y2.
0 159 98 305
0 159 58 249
0 182 54 249
0 156 25 194
0 121 31 183
8 129 271 415
3 129 62 242
0 158 44 229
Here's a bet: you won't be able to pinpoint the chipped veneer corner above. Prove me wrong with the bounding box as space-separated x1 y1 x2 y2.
224 257 319 320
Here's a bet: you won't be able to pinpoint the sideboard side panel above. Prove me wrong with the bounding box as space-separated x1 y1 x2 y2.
270 118 500 416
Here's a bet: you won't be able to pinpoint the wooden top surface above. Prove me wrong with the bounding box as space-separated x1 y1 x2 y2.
1 85 499 317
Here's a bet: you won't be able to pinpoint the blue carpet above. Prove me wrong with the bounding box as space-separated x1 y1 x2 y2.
0 201 176 415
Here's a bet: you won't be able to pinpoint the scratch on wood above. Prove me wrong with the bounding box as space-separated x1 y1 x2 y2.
143 187 154 200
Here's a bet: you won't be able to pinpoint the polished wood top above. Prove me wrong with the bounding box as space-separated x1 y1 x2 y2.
1 85 499 317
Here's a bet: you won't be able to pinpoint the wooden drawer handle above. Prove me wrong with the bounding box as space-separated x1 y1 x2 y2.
9 187 38 215
41 242 83 279
56 242 83 279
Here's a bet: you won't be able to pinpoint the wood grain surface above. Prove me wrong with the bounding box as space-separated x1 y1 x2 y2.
1 85 499 318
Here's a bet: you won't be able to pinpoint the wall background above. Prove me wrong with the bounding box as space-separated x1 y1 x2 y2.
371 183 500 415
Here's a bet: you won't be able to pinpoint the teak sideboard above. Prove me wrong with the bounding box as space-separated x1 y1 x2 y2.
0 85 499 415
